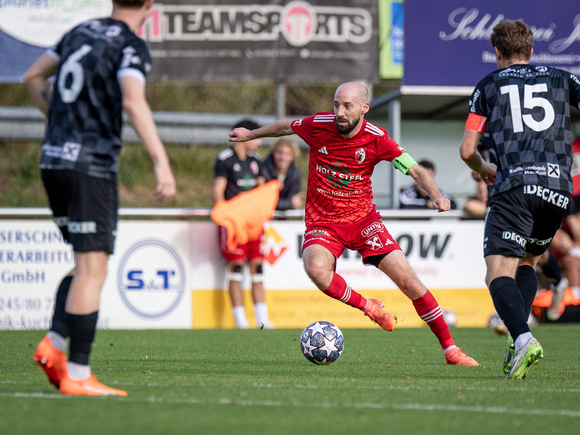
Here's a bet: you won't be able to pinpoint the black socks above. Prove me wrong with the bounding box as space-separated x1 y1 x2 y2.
50 276 73 338
489 275 530 341
66 311 99 365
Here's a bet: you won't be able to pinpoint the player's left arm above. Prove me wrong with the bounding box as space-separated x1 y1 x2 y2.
120 75 176 203
23 52 59 117
459 116 496 186
408 164 450 213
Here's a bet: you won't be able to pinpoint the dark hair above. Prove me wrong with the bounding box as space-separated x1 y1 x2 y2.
233 119 261 130
418 159 435 172
490 19 533 60
114 0 147 7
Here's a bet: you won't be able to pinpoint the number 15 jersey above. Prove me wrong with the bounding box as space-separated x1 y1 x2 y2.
41 18 151 179
468 64 580 196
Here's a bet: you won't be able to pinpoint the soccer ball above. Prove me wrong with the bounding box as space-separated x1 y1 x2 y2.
300 321 344 364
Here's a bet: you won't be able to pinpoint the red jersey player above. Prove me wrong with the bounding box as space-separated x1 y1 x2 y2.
229 82 478 366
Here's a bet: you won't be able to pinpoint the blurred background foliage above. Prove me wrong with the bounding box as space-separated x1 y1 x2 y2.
0 80 400 208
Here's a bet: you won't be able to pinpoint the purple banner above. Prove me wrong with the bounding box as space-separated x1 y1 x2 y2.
404 0 580 87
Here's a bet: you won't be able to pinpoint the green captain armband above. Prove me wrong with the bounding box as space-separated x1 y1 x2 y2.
392 153 418 175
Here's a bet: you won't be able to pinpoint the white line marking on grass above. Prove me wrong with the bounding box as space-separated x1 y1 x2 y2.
2 391 580 418
4 379 580 395
149 381 580 394
1 392 66 399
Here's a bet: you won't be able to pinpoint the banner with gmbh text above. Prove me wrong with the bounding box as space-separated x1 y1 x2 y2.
0 218 492 330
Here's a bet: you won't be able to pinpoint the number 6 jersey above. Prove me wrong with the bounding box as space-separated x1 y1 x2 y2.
466 64 580 196
40 18 151 179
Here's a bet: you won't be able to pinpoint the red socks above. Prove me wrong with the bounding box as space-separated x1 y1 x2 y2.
323 273 366 310
412 291 454 350
323 276 453 350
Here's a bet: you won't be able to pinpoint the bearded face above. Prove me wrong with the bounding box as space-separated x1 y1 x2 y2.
333 82 369 137
335 115 361 135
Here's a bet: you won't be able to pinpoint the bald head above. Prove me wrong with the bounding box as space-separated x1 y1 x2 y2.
333 82 370 137
335 82 369 105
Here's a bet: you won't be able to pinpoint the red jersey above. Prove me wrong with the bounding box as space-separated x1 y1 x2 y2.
573 136 580 197
291 113 405 224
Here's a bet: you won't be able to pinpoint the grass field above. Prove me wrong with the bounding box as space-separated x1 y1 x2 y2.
1 326 579 434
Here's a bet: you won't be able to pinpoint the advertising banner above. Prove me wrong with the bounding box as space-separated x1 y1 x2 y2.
404 0 580 87
0 220 192 330
378 0 404 80
0 0 112 83
0 218 492 330
0 0 377 83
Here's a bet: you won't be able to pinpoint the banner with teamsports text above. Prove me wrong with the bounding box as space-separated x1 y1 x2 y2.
0 218 493 330
0 0 377 83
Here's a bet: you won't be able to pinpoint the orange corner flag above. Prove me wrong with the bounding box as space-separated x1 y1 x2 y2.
211 180 280 251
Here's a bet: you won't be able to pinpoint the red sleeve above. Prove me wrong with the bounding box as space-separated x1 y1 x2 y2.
465 113 487 133
290 114 316 147
376 133 405 162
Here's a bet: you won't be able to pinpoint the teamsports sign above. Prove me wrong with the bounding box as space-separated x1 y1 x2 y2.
138 0 377 81
0 0 377 83
403 0 580 87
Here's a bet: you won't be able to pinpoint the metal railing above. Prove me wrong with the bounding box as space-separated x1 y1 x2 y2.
0 106 279 145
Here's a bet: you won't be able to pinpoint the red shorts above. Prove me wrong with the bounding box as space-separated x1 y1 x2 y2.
218 226 264 263
303 210 401 265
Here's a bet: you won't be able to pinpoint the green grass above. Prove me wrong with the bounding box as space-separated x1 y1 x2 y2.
0 141 311 208
1 326 579 434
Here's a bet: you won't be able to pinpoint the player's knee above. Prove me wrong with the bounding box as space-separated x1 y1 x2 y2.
251 264 263 283
303 264 332 289
227 264 243 282
303 254 327 276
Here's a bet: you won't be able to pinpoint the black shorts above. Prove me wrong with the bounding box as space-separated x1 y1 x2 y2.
484 185 570 258
42 169 118 253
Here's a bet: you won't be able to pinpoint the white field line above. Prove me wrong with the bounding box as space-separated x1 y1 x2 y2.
3 379 580 394
0 391 579 418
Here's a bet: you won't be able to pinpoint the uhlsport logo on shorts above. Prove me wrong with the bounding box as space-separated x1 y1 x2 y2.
117 239 185 320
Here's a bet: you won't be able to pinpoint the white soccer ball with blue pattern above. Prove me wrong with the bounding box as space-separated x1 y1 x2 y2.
300 321 344 364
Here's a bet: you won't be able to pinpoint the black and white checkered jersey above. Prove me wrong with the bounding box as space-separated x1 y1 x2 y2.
470 64 580 196
214 148 263 201
40 18 151 179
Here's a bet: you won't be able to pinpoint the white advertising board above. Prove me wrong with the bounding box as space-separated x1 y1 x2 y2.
1 218 487 330
0 220 191 330
261 219 486 291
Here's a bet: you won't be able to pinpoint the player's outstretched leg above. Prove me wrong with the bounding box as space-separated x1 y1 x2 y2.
413 291 479 366
363 298 397 331
321 273 396 331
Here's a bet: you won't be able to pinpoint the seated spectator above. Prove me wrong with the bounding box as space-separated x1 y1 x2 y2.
399 159 456 209
463 171 488 218
563 136 580 245
260 137 303 210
